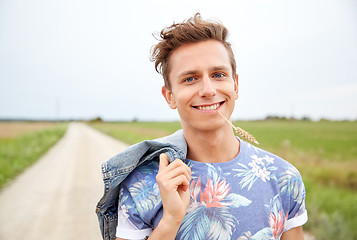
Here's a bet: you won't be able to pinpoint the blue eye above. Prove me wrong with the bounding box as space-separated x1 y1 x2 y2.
213 73 225 78
184 77 195 82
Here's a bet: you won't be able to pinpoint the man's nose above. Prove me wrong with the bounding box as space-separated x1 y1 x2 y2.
198 76 217 98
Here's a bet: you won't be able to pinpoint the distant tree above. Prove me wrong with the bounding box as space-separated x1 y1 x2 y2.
89 116 103 122
265 115 289 121
301 116 311 121
319 118 330 122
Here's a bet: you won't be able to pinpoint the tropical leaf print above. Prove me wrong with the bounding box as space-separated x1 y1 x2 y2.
246 142 260 153
129 178 160 215
232 154 277 190
206 163 230 181
237 227 274 240
237 194 286 240
223 193 252 209
180 205 236 240
178 176 251 240
278 167 304 205
237 231 253 240
207 207 236 240
201 177 230 208
128 161 161 215
136 160 159 175
269 211 286 239
207 163 220 182
266 194 287 239
119 193 128 206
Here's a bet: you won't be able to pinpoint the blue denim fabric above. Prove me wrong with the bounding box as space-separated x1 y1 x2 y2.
96 129 187 240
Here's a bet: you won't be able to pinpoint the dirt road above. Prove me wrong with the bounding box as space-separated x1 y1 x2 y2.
0 123 128 240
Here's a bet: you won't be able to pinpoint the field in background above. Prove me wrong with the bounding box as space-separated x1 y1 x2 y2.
0 122 60 138
0 122 68 189
89 120 357 240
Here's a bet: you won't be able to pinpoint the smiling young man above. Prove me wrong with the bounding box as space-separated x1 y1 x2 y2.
104 13 308 240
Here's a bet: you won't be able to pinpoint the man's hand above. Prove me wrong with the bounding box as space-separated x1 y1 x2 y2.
118 154 191 240
155 153 191 226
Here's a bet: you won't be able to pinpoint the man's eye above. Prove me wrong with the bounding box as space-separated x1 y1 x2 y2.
213 73 225 78
184 77 195 82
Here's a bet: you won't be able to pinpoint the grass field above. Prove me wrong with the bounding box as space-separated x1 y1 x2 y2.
0 122 60 139
89 120 357 240
0 122 68 190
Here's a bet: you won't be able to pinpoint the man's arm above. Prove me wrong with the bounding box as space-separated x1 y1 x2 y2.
281 226 304 240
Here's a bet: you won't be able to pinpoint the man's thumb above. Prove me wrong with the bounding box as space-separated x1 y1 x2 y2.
159 153 169 169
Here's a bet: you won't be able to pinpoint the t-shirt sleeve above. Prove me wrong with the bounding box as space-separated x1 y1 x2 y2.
115 185 153 239
283 167 308 231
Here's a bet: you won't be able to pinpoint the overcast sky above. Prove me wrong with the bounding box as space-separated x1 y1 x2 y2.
1 0 356 121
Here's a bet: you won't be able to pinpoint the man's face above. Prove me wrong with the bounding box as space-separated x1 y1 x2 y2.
162 40 239 132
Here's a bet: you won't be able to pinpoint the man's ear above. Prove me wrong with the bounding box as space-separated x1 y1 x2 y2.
162 86 177 109
234 74 239 100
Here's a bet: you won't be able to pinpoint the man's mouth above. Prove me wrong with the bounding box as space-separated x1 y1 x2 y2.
193 101 224 111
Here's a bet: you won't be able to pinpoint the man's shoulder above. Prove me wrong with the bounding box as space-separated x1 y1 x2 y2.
241 140 300 174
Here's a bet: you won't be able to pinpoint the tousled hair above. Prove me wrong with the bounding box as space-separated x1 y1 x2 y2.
151 13 237 90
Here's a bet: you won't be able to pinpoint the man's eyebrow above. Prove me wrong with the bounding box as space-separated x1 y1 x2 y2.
210 65 230 71
178 66 230 75
177 70 198 78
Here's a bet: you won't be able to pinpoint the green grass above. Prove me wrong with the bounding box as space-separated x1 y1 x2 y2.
0 123 68 190
89 120 357 239
303 178 357 239
89 121 182 145
236 120 357 163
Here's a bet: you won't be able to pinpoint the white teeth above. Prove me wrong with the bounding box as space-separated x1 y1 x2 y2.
197 103 220 111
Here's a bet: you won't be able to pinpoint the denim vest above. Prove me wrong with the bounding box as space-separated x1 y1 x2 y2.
95 129 187 240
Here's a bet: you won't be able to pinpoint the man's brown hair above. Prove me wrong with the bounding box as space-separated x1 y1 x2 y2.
151 13 237 90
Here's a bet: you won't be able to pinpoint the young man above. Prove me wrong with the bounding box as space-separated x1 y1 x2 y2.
96 13 307 240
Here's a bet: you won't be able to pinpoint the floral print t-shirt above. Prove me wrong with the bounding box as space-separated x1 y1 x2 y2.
116 139 308 240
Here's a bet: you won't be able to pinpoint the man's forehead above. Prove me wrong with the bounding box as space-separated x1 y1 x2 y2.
172 40 228 58
170 43 231 71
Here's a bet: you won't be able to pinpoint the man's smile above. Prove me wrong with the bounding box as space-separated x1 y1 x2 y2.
192 101 225 111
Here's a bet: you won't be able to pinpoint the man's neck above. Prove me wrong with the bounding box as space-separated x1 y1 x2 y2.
183 125 240 163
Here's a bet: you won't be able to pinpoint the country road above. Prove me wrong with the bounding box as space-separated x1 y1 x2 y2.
0 123 128 240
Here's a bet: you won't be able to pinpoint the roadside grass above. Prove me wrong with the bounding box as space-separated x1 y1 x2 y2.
0 122 68 190
89 120 357 239
89 121 181 145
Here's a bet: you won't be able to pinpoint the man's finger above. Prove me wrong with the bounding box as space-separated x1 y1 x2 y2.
159 153 170 170
162 165 191 182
